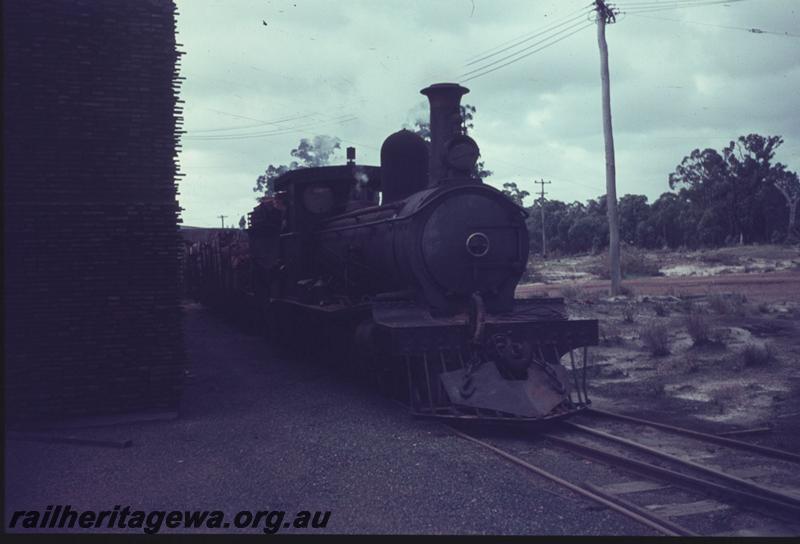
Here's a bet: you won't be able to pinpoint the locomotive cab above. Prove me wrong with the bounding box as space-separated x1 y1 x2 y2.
274 164 382 232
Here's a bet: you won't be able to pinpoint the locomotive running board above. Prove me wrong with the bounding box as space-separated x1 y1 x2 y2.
371 299 598 355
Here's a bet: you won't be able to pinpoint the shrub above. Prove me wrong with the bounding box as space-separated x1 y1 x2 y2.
708 294 729 314
680 354 700 373
646 381 666 397
618 284 635 297
622 304 636 323
708 293 746 315
712 383 742 404
677 298 696 314
560 285 582 300
588 245 663 280
522 268 544 283
685 313 711 345
701 251 741 266
600 322 624 346
730 293 747 314
622 251 663 277
742 343 775 367
640 321 670 356
653 302 669 317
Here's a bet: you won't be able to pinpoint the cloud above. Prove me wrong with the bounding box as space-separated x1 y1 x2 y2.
176 0 800 225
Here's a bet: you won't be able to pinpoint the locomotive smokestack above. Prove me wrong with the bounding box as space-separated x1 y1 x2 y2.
421 83 469 187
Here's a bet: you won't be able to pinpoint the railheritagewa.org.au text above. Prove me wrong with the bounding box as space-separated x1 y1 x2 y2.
8 505 331 534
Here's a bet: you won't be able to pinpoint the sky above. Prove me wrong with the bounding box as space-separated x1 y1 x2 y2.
174 0 800 227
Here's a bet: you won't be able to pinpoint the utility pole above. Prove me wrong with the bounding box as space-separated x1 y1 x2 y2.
535 178 551 258
595 0 621 296
218 215 227 229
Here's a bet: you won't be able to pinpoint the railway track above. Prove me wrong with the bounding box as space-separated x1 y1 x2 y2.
449 409 800 536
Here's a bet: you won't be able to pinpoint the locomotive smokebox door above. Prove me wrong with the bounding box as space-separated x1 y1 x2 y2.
420 188 526 312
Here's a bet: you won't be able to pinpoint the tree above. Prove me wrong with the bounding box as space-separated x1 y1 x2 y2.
648 192 696 249
721 134 784 243
669 148 728 211
254 163 299 197
669 134 793 245
773 168 800 238
253 135 342 197
526 199 570 255
238 215 246 229
290 135 342 167
568 215 608 254
501 182 530 206
618 194 649 245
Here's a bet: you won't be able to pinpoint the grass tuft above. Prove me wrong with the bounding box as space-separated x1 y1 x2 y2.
685 312 711 346
600 322 624 346
741 343 776 367
622 304 636 323
708 293 746 315
640 321 670 357
559 285 582 300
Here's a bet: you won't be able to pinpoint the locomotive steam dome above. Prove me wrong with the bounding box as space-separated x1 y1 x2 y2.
380 129 428 203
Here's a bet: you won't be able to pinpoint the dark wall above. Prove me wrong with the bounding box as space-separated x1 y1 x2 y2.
4 0 185 423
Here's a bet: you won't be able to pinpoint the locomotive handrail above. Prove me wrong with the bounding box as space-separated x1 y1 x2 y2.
318 183 523 235
317 200 404 226
316 216 403 235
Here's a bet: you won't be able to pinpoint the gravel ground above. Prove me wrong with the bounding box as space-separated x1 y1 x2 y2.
5 302 654 535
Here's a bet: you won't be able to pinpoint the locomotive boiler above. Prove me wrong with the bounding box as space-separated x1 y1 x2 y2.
247 83 598 421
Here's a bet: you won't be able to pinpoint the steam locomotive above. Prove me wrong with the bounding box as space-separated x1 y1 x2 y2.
230 83 597 421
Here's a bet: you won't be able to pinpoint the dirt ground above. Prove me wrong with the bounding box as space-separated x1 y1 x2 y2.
520 271 800 304
517 244 800 452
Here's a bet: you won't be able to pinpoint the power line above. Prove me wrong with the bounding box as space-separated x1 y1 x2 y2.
617 0 748 14
617 0 746 8
185 118 357 141
625 11 800 37
465 11 592 67
465 2 594 64
187 105 358 135
184 114 359 141
460 23 594 82
337 138 381 152
616 0 744 7
185 88 370 132
461 18 592 78
189 112 318 134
